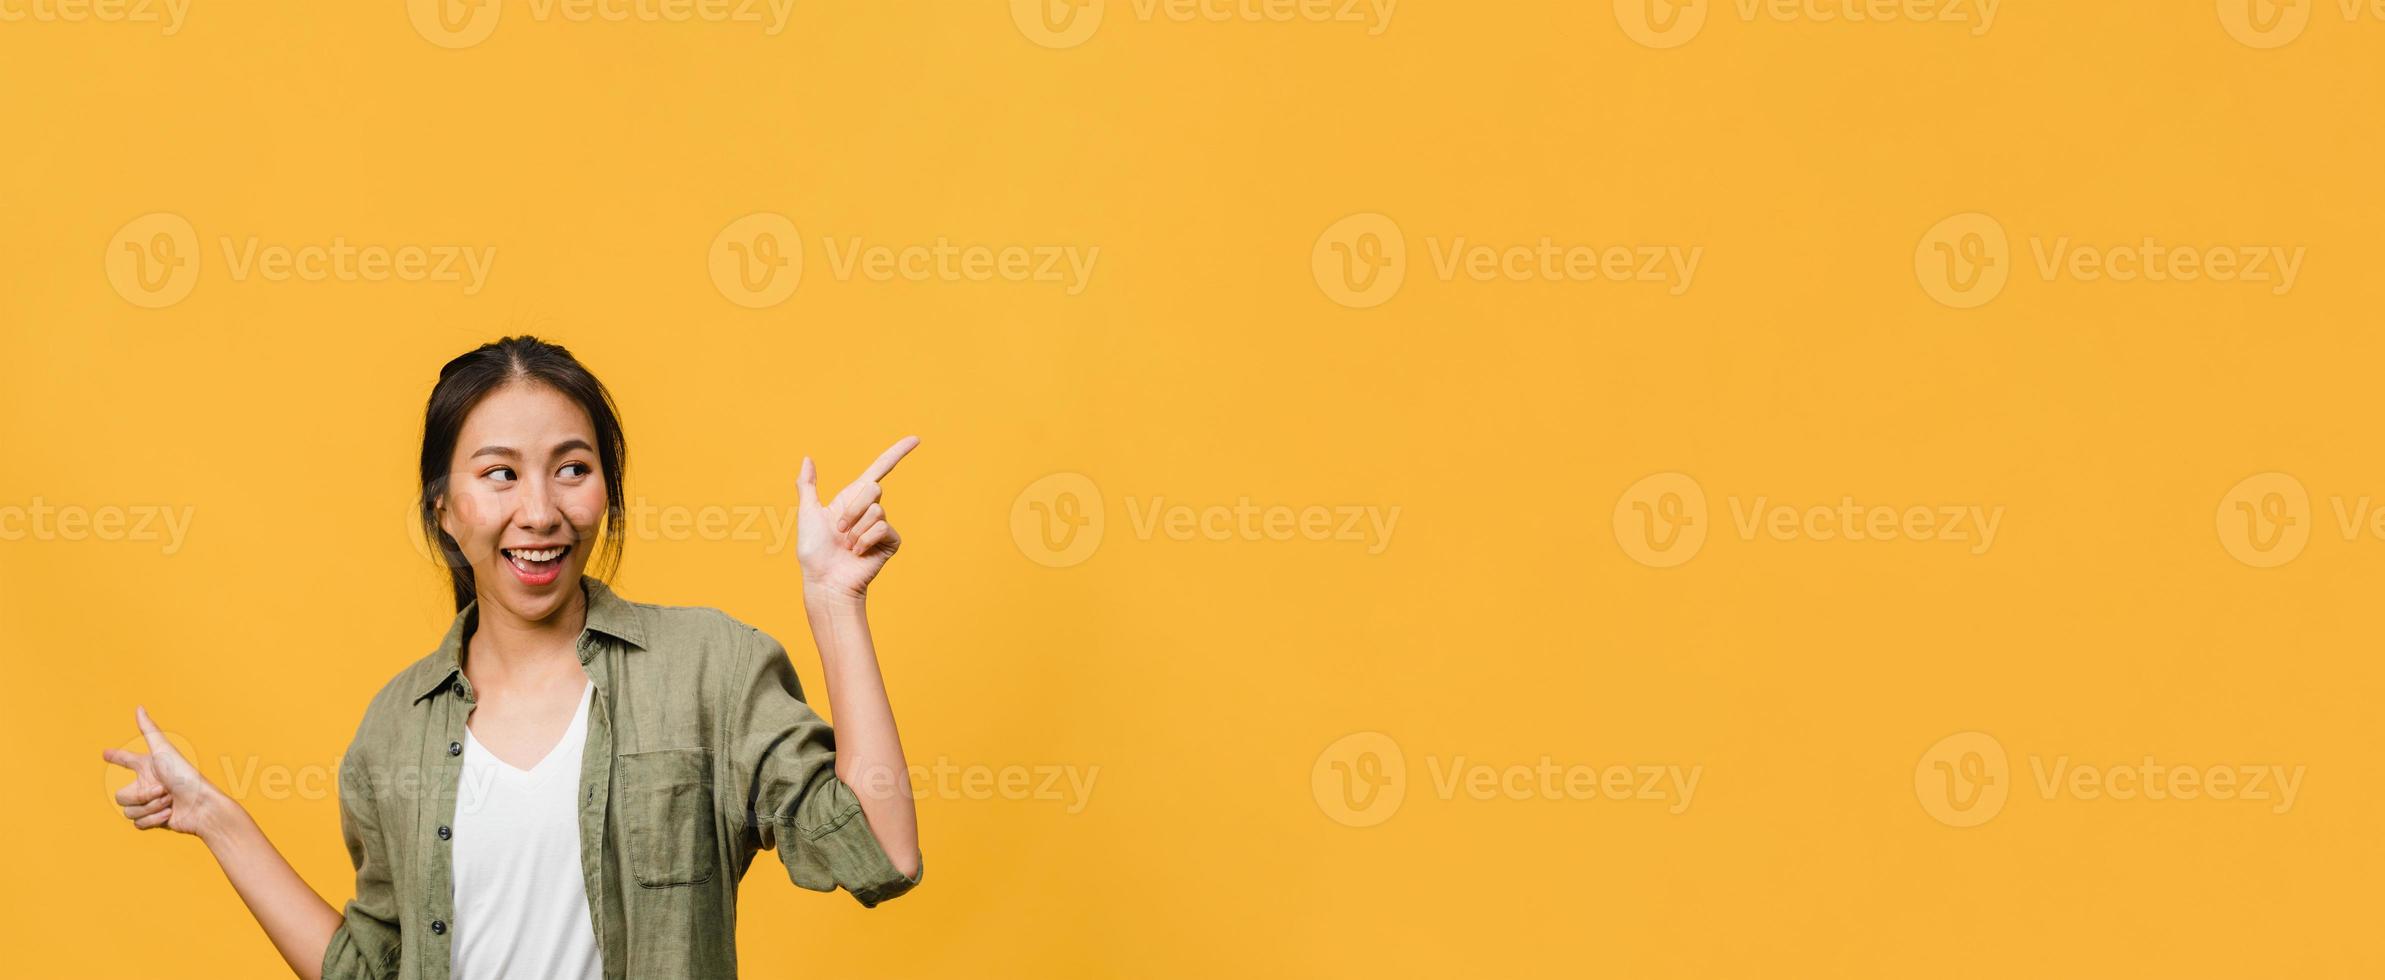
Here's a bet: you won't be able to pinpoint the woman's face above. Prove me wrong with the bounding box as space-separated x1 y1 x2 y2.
436 381 607 625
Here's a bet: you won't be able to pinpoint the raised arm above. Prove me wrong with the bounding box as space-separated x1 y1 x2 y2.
101 707 348 979
791 436 924 879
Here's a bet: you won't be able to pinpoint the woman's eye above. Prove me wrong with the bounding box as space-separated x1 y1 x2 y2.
487 466 516 483
561 462 591 478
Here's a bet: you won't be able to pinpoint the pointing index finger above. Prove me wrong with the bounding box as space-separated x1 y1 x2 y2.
859 436 921 483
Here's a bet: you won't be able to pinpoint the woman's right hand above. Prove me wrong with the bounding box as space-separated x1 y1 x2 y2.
102 706 342 979
101 705 223 837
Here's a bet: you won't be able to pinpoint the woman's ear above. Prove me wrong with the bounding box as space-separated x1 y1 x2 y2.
433 492 455 544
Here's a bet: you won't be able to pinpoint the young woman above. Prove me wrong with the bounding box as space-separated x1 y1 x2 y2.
100 336 925 979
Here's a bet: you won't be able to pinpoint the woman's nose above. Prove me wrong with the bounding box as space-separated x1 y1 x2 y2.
514 478 562 529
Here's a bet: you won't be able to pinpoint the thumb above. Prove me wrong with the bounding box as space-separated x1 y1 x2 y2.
135 705 180 760
797 456 821 509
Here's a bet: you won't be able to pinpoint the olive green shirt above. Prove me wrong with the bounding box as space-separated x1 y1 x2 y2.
323 576 922 980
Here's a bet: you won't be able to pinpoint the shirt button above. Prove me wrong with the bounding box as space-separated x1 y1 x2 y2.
449 741 463 757
437 825 452 840
430 919 447 935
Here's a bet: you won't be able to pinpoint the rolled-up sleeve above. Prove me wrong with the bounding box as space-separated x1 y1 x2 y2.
724 624 923 908
322 747 403 980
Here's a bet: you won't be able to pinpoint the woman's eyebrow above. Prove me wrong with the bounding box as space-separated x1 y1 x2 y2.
469 438 595 460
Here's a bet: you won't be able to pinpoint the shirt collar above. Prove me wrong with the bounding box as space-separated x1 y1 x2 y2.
411 575 646 704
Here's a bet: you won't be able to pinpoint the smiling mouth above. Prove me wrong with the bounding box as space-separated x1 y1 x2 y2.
503 544 571 583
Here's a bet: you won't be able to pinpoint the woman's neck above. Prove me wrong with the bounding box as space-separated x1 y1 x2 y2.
464 581 590 686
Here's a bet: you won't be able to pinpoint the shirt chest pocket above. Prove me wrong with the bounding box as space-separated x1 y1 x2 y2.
619 747 718 888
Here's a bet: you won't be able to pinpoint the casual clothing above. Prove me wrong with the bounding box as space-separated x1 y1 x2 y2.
322 577 923 980
450 679 603 980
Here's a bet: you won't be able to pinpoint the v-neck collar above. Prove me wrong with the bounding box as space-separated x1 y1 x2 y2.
464 679 594 780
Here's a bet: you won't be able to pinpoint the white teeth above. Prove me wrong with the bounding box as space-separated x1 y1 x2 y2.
508 547 565 562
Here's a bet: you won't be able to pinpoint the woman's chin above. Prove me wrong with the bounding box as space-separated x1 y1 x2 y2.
481 561 585 622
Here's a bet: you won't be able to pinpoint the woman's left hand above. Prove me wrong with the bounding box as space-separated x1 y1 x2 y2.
796 435 920 600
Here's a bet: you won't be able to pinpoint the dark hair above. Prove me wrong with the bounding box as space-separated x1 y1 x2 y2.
417 336 628 611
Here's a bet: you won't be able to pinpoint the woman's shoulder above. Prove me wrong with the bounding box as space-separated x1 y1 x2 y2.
588 576 789 665
610 596 794 709
351 644 449 724
334 651 443 790
618 594 777 660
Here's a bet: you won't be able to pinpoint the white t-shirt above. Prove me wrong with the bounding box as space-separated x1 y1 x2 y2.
451 679 604 980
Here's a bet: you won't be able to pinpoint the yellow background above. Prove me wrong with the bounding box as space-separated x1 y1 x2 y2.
5 1 2381 976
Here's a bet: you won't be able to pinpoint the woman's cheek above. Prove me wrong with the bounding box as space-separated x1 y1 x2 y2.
445 495 499 558
570 488 607 539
